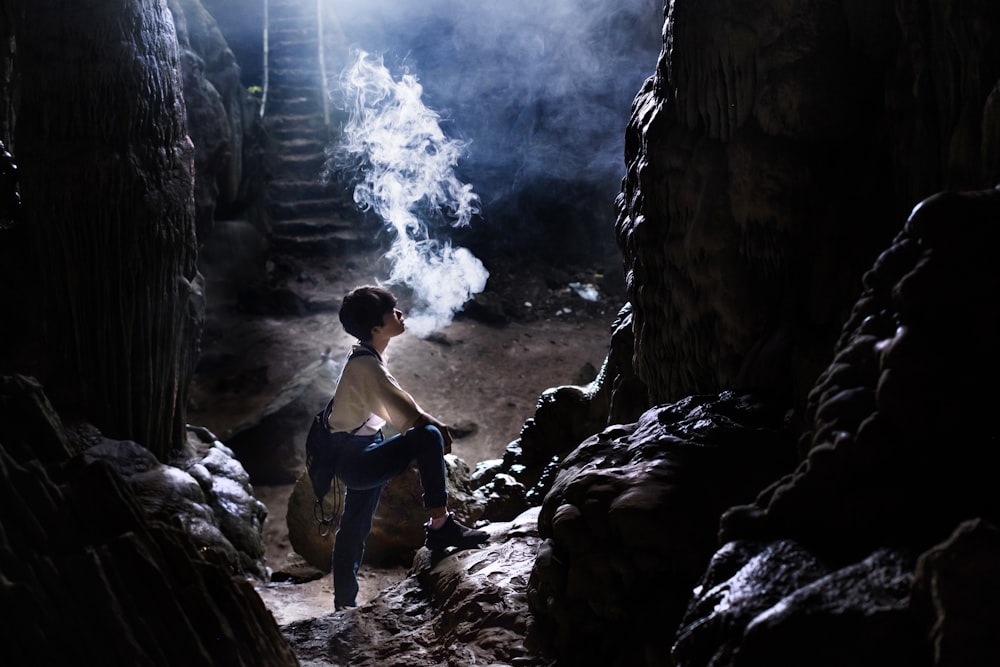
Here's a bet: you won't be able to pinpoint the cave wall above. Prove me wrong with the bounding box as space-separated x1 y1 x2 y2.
616 0 1000 412
0 2 299 664
0 0 204 459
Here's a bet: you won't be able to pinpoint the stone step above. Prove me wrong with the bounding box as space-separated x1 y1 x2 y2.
264 112 327 131
269 218 378 256
269 154 328 180
271 215 357 235
268 178 342 200
266 82 317 97
267 132 330 150
263 0 363 260
268 66 322 81
272 136 328 152
268 36 319 54
265 95 323 116
269 54 322 71
269 197 348 219
267 9 314 25
269 196 350 219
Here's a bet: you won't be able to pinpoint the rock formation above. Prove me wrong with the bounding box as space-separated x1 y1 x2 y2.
673 186 1000 667
616 0 1000 410
1 0 202 459
0 0 295 663
1 0 999 666
0 375 296 665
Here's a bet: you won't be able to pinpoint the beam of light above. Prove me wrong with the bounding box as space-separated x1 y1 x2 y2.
329 50 488 337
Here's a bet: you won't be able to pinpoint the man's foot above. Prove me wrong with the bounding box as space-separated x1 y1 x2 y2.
335 601 357 612
425 513 489 552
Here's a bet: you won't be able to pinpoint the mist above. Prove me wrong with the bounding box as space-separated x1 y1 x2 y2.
321 0 663 264
330 50 490 337
200 0 663 331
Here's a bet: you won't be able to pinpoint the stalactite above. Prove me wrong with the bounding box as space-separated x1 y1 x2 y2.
13 0 201 459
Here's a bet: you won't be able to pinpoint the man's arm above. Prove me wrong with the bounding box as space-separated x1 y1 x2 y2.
411 412 454 454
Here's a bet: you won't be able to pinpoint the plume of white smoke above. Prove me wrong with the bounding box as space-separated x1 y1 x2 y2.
332 51 488 337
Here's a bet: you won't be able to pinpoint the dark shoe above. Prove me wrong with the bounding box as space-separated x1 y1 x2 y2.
425 514 489 552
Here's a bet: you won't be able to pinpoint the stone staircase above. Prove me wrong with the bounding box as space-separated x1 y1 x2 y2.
262 0 372 256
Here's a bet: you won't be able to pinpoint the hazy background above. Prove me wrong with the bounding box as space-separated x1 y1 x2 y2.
206 0 663 272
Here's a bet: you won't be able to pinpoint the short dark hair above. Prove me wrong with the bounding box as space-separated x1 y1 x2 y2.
339 285 397 341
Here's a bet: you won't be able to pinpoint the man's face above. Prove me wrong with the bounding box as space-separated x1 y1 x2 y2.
379 307 406 338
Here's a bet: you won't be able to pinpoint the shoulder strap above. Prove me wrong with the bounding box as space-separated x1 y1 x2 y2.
319 343 383 433
348 342 382 363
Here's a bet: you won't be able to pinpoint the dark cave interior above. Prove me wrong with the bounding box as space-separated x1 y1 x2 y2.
1 0 999 665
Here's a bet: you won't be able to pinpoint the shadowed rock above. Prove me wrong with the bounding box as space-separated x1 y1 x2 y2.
527 392 797 665
282 509 547 666
674 542 925 667
286 454 485 572
0 375 296 666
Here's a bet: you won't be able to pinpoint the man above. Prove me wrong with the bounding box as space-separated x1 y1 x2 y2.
326 285 488 610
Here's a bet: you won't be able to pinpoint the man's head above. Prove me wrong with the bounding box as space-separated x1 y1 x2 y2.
339 285 397 341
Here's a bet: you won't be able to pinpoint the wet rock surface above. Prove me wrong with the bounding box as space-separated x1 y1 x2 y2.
673 541 924 667
0 375 296 666
285 453 485 572
81 424 269 579
527 392 798 665
282 509 549 667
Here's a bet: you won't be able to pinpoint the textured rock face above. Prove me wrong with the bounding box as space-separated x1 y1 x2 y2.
169 0 245 237
0 375 296 666
527 392 797 665
615 0 1000 409
283 509 544 666
673 541 925 667
79 424 270 579
679 188 1000 666
286 454 485 571
478 305 648 522
722 187 1000 557
3 0 203 459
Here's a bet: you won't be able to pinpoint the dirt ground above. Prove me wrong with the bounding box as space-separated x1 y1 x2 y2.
192 247 621 622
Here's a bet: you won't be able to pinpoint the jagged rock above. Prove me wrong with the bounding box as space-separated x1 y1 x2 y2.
77 424 268 579
285 454 485 572
281 508 548 666
673 542 924 667
616 0 1000 411
476 472 529 523
0 378 295 666
493 382 608 511
721 187 1000 560
527 392 797 665
673 540 831 666
483 303 646 524
169 0 247 236
912 519 1000 667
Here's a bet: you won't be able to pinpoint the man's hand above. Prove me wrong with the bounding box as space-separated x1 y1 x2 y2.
414 413 453 454
440 425 453 454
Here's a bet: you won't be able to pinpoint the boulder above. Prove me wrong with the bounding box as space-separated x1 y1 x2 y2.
286 453 485 572
673 541 924 667
527 391 797 665
281 508 544 666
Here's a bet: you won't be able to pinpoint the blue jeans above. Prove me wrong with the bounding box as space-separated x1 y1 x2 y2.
332 424 447 608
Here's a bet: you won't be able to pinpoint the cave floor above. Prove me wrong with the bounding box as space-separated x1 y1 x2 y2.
191 245 618 623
